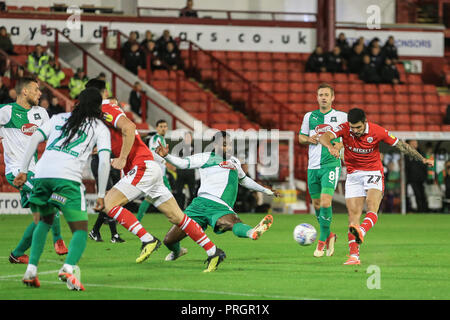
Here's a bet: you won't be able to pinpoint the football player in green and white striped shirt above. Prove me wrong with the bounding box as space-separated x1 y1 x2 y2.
136 119 170 221
1 77 68 264
298 83 347 258
156 131 279 262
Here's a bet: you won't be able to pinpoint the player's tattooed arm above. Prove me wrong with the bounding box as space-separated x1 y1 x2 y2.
395 140 434 166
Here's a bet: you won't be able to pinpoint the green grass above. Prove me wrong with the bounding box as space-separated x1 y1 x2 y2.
0 213 449 300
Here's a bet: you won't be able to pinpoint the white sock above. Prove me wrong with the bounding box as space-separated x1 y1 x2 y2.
140 233 154 243
206 245 217 257
26 264 37 275
63 263 74 274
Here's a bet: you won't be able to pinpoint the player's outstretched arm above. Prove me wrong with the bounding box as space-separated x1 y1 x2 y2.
298 133 319 145
394 140 434 167
319 131 340 159
239 176 280 197
112 116 136 170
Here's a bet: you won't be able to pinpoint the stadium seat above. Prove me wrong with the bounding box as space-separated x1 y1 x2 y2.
424 95 439 104
289 82 304 92
304 83 318 93
411 114 426 123
439 95 450 104
243 61 258 71
409 104 424 114
378 84 394 94
273 61 288 71
349 83 364 93
273 72 288 82
272 52 287 61
333 73 348 83
258 71 273 82
350 93 364 102
259 82 273 92
336 93 350 104
425 115 442 124
226 51 242 60
407 74 423 84
6 6 19 10
348 74 361 83
228 60 243 70
274 83 289 92
303 73 319 82
20 6 35 11
242 52 257 60
364 93 380 104
334 83 349 93
409 94 424 104
394 85 407 94
363 84 377 93
37 7 51 12
395 114 410 124
396 124 411 131
212 51 226 60
394 94 409 104
380 94 394 104
422 85 436 94
408 84 423 94
288 92 304 103
367 113 380 123
274 93 289 103
258 61 273 71
319 73 333 82
288 72 303 82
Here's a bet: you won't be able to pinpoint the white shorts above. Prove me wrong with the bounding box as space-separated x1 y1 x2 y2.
113 160 173 208
345 170 384 199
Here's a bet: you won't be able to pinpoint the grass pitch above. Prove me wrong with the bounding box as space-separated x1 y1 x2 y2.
0 213 449 300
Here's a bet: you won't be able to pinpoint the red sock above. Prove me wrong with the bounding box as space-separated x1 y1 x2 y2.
348 232 359 256
107 206 150 241
178 214 215 253
360 211 378 236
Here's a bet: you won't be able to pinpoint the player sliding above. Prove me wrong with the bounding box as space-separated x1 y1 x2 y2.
0 77 68 265
320 108 433 265
14 88 112 290
156 131 279 262
298 83 346 258
85 80 226 272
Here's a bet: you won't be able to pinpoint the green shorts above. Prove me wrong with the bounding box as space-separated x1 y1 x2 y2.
29 178 87 222
185 197 238 234
307 167 341 199
6 172 35 208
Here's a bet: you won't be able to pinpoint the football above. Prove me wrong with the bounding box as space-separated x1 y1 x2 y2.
293 223 317 246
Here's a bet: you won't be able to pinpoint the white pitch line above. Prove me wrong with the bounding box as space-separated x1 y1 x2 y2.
0 278 319 300
0 269 60 279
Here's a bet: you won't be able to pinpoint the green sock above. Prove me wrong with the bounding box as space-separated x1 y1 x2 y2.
51 212 62 243
315 208 320 224
232 222 253 238
318 206 332 242
137 200 151 222
65 230 87 266
12 221 36 257
29 221 52 266
166 241 181 255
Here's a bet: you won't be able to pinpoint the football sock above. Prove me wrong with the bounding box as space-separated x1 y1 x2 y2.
51 212 62 243
166 241 181 255
137 199 151 222
177 214 216 256
29 221 52 266
107 206 154 242
232 222 253 238
360 211 378 236
107 218 118 236
92 212 106 234
65 230 87 266
318 206 332 242
348 232 359 258
12 221 36 257
315 208 320 223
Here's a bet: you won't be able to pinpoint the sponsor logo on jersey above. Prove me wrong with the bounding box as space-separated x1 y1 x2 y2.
367 136 373 143
103 113 114 123
348 146 374 154
314 124 332 135
219 161 237 170
21 123 38 136
389 133 396 140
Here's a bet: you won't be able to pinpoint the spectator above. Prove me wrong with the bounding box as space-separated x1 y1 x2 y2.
368 37 381 50
384 161 401 213
40 97 50 111
96 72 112 98
124 43 145 75
0 76 9 103
174 131 197 209
0 26 14 55
305 46 326 73
3 88 16 103
156 30 178 56
161 42 183 70
347 43 365 74
359 54 381 83
352 36 367 54
48 96 65 117
336 32 351 60
144 40 163 70
179 0 198 18
437 160 450 213
27 44 49 75
325 46 344 73
405 140 429 212
140 30 154 47
369 46 384 70
129 81 144 117
121 31 139 58
68 68 89 99
444 105 450 125
17 65 24 78
380 58 400 84
38 57 65 88
382 36 399 64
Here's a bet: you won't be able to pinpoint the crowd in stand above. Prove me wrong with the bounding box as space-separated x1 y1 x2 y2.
306 33 401 84
121 29 183 75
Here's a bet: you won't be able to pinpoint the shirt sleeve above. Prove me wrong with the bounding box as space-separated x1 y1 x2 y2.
95 122 112 153
165 152 211 169
380 127 399 146
299 112 311 136
0 105 12 127
330 122 347 139
36 115 55 141
102 104 125 129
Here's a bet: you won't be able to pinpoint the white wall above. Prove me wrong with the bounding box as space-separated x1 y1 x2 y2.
336 0 395 24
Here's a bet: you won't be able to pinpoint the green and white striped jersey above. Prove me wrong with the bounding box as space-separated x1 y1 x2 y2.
35 113 111 183
0 102 49 175
165 152 246 209
149 133 167 174
299 108 347 170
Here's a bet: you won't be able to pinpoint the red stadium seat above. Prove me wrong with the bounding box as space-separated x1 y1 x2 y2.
409 94 424 104
349 83 364 93
272 52 287 61
393 85 407 94
395 114 410 124
274 93 289 103
348 74 361 83
228 60 243 70
363 84 377 93
394 104 409 114
380 94 394 104
243 61 258 71
288 92 304 103
333 73 348 83
364 93 380 104
273 61 288 71
273 72 288 82
274 82 289 92
423 85 436 94
424 95 439 104
258 71 273 82
394 94 409 104
380 114 396 125
257 52 272 61
259 82 273 92
350 93 364 103
304 83 318 93
367 113 380 123
20 6 35 11
258 61 273 71
226 51 242 60
407 74 423 84
7 6 19 10
439 95 450 104
379 104 393 113
411 114 426 123
409 104 424 114
242 71 257 81
303 73 319 82
289 82 304 92
334 83 349 93
288 72 303 82
408 84 423 94
378 84 394 94
319 73 333 82
426 124 441 131
336 93 350 104
242 52 257 60
425 115 442 124
212 51 226 60
37 7 51 12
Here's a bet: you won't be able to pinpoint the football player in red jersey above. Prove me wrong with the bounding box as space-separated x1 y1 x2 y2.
85 80 226 272
320 108 433 265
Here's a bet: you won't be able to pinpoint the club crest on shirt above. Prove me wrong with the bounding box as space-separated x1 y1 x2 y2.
21 123 38 136
367 136 373 143
103 113 114 123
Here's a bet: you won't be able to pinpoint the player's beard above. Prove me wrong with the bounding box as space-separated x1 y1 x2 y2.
27 96 39 107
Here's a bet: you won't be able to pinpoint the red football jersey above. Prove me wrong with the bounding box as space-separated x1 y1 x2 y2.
331 122 398 174
101 100 153 174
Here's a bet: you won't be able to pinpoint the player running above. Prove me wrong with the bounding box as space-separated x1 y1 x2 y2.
14 87 111 290
0 77 68 264
299 83 346 258
85 80 226 272
136 119 171 221
319 108 433 265
156 131 279 262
